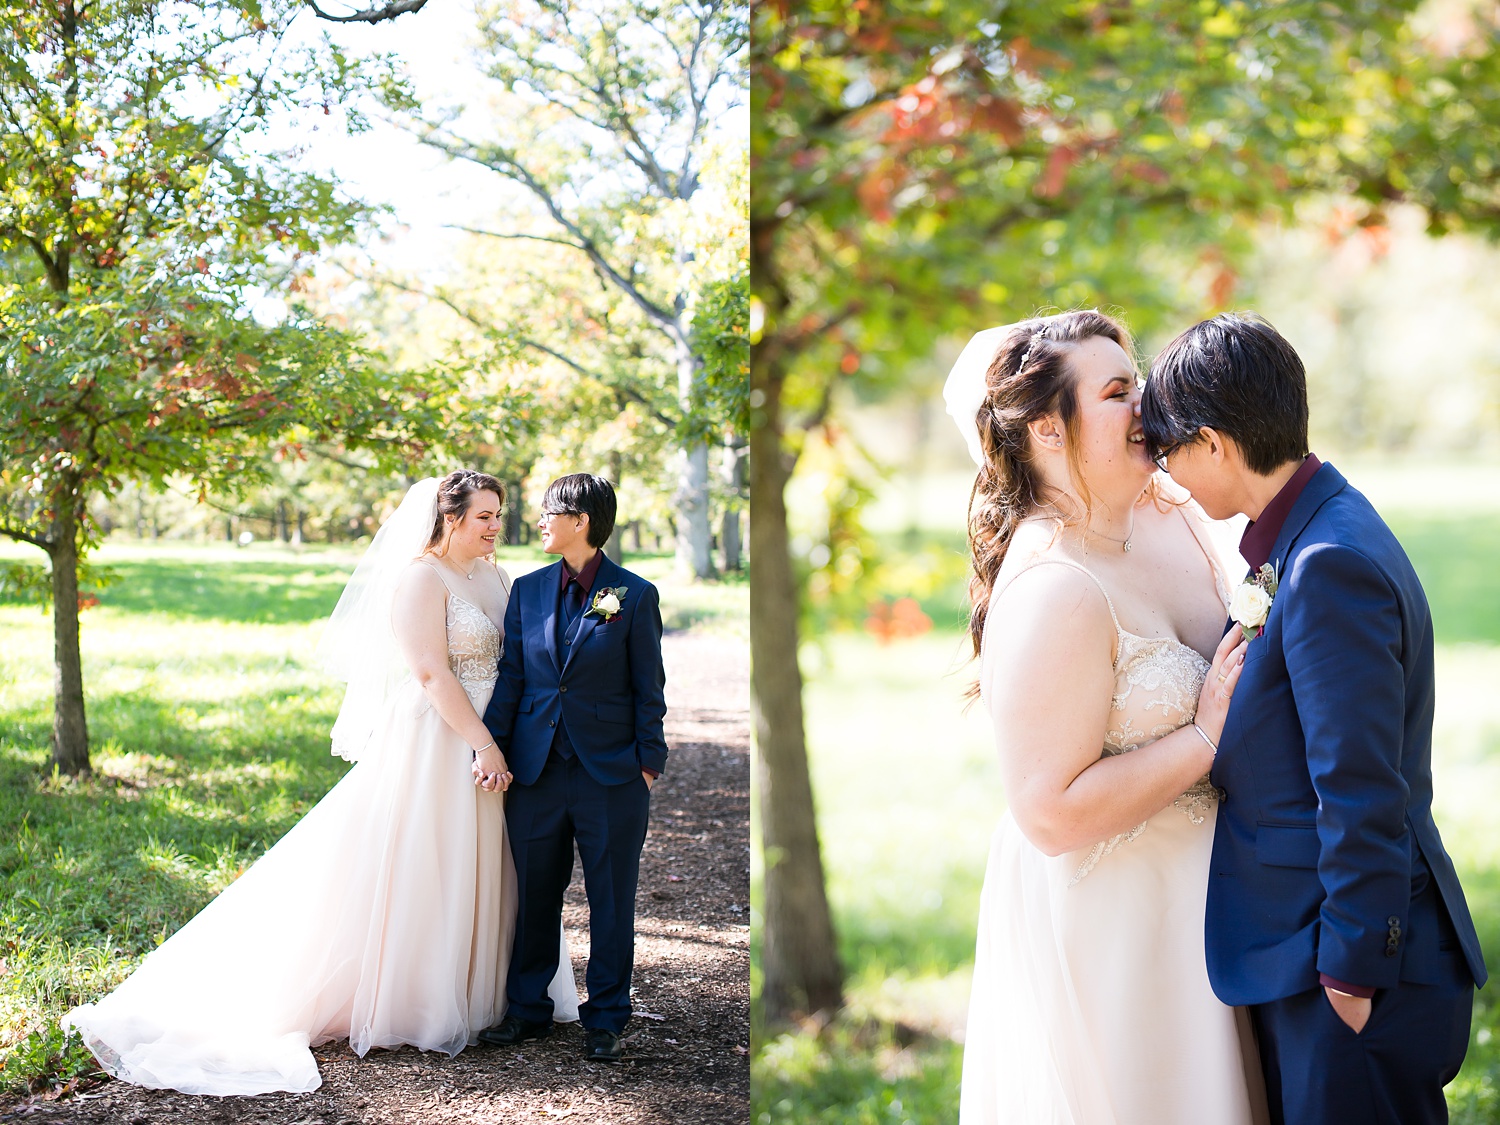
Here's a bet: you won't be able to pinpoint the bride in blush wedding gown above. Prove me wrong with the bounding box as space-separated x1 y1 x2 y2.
64 470 578 1095
944 313 1269 1124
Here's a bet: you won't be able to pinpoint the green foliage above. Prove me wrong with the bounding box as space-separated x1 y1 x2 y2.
0 559 117 610
751 0 1500 616
0 0 436 553
692 269 752 439
368 0 750 532
0 260 443 550
0 1023 100 1097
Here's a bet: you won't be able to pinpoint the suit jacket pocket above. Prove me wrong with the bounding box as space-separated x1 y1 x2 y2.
1256 822 1320 869
596 702 633 725
519 695 535 713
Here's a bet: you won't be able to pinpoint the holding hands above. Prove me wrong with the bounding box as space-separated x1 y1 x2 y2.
472 742 513 792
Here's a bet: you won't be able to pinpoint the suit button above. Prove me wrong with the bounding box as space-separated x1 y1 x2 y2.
1387 916 1400 927
549 720 556 727
1386 946 1398 957
564 638 571 645
560 686 568 693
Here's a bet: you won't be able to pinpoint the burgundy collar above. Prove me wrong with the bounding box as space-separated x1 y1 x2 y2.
1239 454 1321 571
560 549 605 597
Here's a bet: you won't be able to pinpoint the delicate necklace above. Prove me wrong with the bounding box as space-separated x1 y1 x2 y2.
1085 512 1136 553
1022 508 1136 553
440 555 480 580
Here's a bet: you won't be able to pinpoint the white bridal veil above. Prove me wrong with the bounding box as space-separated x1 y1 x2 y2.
316 478 440 762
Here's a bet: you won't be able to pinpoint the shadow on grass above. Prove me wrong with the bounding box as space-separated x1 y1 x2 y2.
0 684 350 965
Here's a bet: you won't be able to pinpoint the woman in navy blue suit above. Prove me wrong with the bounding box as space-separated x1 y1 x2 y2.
1143 313 1486 1125
475 473 667 1065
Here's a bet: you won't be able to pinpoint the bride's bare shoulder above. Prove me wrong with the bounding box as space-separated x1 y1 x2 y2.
393 559 446 602
987 547 1113 641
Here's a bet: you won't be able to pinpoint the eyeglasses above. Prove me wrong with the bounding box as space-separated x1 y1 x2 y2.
538 509 579 522
1151 443 1182 472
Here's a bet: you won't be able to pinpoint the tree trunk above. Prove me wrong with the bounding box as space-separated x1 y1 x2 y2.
505 480 524 546
674 338 715 579
721 437 746 572
751 353 844 1022
47 484 90 776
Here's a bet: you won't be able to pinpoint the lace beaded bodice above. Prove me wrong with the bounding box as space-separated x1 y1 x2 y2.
444 593 502 708
987 510 1230 885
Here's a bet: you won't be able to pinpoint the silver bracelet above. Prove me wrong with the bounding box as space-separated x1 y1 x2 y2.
472 740 497 757
1190 723 1219 759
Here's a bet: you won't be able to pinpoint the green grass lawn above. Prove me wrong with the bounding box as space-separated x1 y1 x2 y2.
0 537 744 1095
754 497 1500 1125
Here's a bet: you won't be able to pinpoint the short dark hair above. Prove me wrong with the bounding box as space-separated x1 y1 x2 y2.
543 473 616 549
1142 312 1309 475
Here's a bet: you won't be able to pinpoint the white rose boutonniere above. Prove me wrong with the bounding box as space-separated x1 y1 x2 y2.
1230 563 1278 640
586 586 629 622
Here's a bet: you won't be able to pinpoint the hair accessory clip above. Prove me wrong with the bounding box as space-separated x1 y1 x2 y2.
1015 324 1049 376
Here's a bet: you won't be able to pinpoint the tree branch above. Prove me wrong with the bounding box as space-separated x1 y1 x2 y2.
414 128 682 334
444 225 587 251
369 273 679 430
519 338 677 429
305 0 429 23
0 523 53 550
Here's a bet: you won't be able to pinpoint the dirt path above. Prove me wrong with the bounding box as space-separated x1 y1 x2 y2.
3 631 749 1125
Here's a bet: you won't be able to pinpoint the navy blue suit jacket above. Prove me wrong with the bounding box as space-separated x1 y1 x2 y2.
482 553 667 787
1206 462 1486 1006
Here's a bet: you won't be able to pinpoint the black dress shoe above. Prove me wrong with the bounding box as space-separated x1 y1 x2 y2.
582 1027 623 1062
478 1015 553 1046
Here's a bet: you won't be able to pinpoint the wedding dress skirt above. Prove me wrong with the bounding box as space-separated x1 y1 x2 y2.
961 546 1268 1124
65 594 578 1095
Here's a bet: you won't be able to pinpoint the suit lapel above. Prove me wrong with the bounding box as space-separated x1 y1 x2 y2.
561 554 619 675
537 560 564 673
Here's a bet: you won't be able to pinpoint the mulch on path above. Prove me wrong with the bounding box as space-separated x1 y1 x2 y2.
2 631 749 1125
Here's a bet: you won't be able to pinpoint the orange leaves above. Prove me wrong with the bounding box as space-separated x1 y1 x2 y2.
857 163 906 222
1036 144 1079 198
864 597 932 644
1008 37 1067 78
971 94 1025 145
877 75 1026 150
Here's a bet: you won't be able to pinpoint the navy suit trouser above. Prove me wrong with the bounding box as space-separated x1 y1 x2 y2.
504 750 651 1034
1248 876 1474 1125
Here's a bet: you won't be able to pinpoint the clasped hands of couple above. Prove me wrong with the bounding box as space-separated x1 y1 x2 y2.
468 748 654 793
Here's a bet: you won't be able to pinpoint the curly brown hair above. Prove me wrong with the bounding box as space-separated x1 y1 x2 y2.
965 310 1136 660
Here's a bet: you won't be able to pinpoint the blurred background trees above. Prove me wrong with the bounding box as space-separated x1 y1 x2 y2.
751 0 1500 1052
1 0 748 777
